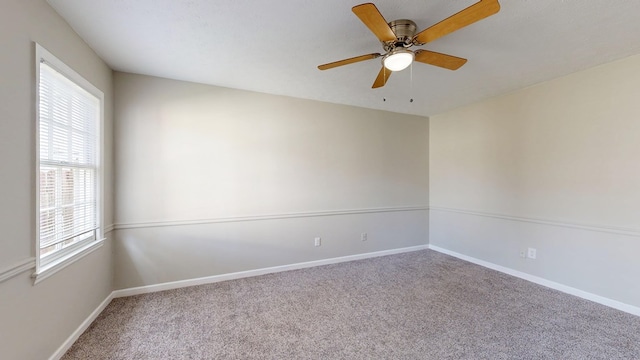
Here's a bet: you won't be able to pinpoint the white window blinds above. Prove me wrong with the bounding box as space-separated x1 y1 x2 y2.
38 60 99 260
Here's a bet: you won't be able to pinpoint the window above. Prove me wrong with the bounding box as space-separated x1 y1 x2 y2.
34 44 104 282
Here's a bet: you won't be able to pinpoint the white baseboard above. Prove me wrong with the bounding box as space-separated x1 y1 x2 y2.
49 292 114 360
48 243 637 360
49 245 427 359
113 245 428 298
428 244 640 317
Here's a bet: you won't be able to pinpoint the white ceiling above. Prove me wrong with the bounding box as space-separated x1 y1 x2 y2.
48 0 640 117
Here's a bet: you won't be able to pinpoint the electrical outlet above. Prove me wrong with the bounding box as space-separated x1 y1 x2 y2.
519 250 526 258
527 247 537 259
361 232 368 241
314 237 321 247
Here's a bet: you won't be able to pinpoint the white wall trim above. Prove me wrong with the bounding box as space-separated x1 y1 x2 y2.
112 245 429 298
0 231 112 285
430 206 640 238
0 258 36 283
33 239 104 284
49 292 114 360
114 206 429 231
428 244 640 317
46 243 638 360
48 245 427 358
103 224 115 234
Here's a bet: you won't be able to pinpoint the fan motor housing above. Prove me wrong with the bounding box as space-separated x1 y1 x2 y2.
387 19 417 48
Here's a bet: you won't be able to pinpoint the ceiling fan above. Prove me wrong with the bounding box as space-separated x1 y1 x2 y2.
318 0 500 88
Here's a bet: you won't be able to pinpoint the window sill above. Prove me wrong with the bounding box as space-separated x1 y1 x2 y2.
32 238 105 284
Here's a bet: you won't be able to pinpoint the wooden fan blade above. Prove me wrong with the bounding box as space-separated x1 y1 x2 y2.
413 0 500 45
318 53 381 70
352 3 396 42
414 50 467 70
372 66 392 88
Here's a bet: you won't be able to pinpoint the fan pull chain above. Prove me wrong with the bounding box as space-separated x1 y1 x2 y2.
409 62 414 103
383 66 387 102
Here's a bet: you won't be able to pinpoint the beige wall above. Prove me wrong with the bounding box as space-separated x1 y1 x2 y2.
113 72 429 289
7 0 639 355
0 0 114 359
429 53 640 307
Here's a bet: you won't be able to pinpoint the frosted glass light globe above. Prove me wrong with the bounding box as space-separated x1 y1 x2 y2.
383 50 414 71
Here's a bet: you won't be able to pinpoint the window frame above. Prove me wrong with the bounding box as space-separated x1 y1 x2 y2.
33 43 105 283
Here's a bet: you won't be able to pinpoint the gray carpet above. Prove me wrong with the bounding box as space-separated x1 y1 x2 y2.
62 250 640 359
